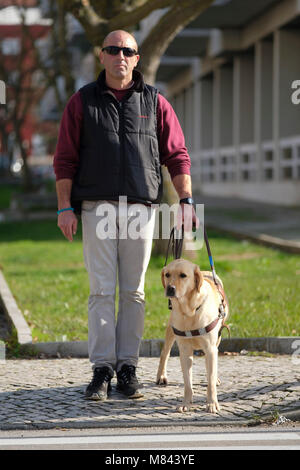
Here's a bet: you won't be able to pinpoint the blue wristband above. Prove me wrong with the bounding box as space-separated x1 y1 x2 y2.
57 207 74 215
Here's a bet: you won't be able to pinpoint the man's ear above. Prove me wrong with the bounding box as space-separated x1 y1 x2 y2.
161 267 166 288
134 54 140 67
194 265 203 293
99 50 104 65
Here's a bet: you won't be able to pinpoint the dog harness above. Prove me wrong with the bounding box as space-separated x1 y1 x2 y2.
171 279 229 338
165 225 230 339
171 301 227 338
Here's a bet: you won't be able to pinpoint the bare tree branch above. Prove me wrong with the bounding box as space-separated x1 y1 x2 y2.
90 0 135 20
58 0 175 46
57 1 76 100
0 6 56 187
89 0 109 19
57 0 106 27
138 0 214 84
109 0 172 32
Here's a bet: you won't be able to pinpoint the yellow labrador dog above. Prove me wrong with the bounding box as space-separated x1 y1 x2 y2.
157 258 229 414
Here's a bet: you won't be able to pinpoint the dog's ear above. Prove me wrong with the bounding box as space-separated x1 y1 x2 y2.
161 267 166 288
194 265 203 293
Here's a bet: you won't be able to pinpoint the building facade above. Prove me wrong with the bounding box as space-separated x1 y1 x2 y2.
156 0 300 205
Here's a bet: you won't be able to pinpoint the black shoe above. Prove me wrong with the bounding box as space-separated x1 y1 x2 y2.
85 366 113 401
116 364 143 398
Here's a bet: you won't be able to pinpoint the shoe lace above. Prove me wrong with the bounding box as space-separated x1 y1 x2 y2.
119 365 136 384
91 367 111 387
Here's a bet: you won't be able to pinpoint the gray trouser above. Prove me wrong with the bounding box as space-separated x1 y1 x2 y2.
81 200 156 374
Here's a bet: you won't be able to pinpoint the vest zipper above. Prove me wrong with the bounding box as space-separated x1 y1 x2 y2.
104 90 126 196
118 101 125 194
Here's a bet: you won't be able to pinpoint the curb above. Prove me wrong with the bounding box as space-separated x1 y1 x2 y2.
0 418 250 431
0 270 32 344
1 410 299 432
219 336 300 355
206 224 300 254
21 335 300 357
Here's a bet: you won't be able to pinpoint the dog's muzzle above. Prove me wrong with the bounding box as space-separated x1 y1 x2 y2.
166 285 176 297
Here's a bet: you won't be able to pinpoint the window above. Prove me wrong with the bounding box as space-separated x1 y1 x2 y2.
242 170 249 180
282 148 292 160
264 168 273 180
282 167 293 179
265 150 273 161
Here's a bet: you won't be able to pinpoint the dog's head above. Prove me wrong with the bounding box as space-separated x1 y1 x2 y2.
161 259 203 299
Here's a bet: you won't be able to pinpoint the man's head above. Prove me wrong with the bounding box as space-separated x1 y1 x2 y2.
100 30 140 84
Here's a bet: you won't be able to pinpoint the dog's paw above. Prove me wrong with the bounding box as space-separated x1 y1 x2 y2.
156 375 168 386
206 401 220 414
176 404 191 413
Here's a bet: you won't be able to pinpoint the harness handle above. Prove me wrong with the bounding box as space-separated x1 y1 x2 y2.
164 225 184 267
164 224 230 338
164 225 184 309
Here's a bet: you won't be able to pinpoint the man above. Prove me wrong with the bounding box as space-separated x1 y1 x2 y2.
54 30 197 400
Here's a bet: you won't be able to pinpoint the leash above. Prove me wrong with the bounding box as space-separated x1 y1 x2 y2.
203 226 227 322
164 225 184 267
202 226 230 337
164 225 184 310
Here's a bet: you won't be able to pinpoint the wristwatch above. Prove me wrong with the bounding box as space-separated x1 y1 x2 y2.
179 197 194 205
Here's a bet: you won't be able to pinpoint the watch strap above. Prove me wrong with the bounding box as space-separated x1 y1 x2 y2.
179 197 194 205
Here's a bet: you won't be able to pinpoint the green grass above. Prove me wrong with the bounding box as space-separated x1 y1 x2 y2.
0 184 22 210
0 219 299 342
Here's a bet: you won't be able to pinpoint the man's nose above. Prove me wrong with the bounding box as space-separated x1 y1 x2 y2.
117 50 125 59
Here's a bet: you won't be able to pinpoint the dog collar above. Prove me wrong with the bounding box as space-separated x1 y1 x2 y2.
172 316 220 338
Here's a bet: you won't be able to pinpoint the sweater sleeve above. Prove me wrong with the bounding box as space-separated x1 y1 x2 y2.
156 93 191 179
53 91 83 181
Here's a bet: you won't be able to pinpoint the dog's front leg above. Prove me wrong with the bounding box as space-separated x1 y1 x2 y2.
205 345 220 413
156 323 175 385
177 341 194 413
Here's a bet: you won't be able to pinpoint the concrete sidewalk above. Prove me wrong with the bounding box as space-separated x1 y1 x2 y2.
0 355 299 430
195 194 300 252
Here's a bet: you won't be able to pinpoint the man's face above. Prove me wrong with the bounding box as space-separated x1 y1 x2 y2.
100 33 140 82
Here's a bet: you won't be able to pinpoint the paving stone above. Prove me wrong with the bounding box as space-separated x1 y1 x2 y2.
0 356 299 429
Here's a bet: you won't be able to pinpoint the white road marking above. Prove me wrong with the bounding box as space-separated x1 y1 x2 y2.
0 431 299 447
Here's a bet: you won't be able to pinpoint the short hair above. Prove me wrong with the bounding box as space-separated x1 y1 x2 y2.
102 30 138 51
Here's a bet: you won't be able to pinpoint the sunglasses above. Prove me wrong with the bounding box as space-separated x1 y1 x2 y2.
101 46 138 57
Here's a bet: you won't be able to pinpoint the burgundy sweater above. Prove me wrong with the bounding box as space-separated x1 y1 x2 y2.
53 87 191 181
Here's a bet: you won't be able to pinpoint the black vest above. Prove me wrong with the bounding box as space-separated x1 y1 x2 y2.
71 70 163 213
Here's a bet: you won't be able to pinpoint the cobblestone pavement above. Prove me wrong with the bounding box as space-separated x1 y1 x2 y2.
0 356 299 430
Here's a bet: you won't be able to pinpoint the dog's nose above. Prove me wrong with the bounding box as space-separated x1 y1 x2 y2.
166 285 176 297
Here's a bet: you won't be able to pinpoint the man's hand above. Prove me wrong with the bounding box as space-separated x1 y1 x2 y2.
57 210 78 242
176 203 200 232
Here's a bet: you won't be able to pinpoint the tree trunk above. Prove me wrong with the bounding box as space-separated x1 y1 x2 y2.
138 0 213 83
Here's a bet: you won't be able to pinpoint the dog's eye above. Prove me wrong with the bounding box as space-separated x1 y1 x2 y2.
180 273 187 278
165 273 170 278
